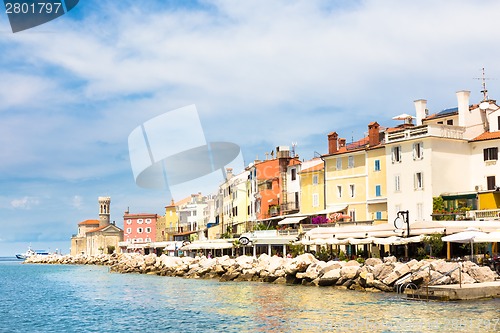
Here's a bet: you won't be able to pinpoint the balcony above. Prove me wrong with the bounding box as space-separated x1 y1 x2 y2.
281 201 299 213
386 124 465 144
466 209 500 220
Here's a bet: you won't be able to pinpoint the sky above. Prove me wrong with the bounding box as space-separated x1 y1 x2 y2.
1 0 500 256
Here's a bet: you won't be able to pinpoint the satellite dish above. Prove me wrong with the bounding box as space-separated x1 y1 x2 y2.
479 101 490 110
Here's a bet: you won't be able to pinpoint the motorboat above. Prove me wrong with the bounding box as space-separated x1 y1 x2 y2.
15 247 49 260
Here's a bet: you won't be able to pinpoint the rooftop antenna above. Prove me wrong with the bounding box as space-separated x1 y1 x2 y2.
473 67 492 101
291 142 297 157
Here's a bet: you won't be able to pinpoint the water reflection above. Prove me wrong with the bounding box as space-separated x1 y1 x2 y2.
34 265 500 333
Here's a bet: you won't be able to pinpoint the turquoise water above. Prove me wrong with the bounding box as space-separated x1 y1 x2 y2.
0 258 498 333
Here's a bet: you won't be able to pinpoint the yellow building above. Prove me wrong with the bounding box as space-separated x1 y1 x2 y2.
299 159 324 214
156 200 179 241
323 122 385 223
366 123 388 223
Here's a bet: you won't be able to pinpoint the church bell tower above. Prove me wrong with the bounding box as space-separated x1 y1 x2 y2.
98 196 111 228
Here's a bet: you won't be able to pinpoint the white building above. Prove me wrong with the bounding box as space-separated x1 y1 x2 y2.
385 90 499 225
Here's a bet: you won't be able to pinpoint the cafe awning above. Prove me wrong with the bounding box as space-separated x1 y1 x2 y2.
315 205 348 215
278 216 307 225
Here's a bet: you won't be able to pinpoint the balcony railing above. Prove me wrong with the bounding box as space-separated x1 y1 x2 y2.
386 124 465 143
466 209 500 220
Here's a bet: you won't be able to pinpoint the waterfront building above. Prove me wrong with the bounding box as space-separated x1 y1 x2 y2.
298 158 324 214
70 197 123 255
123 211 159 244
254 146 301 221
174 193 209 241
385 91 492 225
156 200 179 242
323 122 385 223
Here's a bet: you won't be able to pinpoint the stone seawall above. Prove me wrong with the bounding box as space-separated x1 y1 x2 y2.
25 253 498 292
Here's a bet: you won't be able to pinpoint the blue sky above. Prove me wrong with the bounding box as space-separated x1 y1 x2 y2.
1 0 500 256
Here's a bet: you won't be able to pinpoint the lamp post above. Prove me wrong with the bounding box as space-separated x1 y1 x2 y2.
394 210 410 259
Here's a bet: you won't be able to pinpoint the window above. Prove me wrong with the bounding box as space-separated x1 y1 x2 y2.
145 238 151 242
126 228 131 234
145 219 152 224
137 227 143 233
374 159 380 171
312 193 319 207
136 238 143 243
487 176 496 190
137 219 143 224
349 210 356 221
337 185 342 198
413 142 423 160
395 175 401 192
375 211 382 220
146 227 151 233
336 158 342 170
391 146 402 163
498 116 500 131
483 147 498 161
417 203 423 220
312 174 319 185
375 185 381 197
447 119 453 125
291 168 297 181
126 219 132 225
348 156 354 168
349 184 355 198
414 172 424 190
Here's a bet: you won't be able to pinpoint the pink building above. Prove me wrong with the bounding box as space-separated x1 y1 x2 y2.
123 212 159 244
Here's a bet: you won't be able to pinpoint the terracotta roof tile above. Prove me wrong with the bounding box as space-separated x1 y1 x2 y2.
78 219 100 226
470 131 500 142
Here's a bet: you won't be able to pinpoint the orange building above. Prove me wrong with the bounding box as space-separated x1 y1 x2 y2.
255 146 301 220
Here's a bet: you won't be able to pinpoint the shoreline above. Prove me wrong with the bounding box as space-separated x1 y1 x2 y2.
24 253 499 294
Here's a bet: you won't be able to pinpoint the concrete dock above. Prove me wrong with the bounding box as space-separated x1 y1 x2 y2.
407 281 500 301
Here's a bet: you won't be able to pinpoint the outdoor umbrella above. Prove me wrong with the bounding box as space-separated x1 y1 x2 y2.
442 227 488 260
473 229 500 243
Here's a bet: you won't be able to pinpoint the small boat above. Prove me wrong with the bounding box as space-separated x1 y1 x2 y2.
15 246 49 260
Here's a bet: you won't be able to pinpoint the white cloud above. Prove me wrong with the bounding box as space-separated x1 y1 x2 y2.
72 195 83 209
1 0 500 250
10 196 40 210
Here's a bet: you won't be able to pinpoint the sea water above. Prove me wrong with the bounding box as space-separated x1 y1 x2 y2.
0 258 498 333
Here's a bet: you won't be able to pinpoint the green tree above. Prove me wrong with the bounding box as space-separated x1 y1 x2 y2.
423 233 444 257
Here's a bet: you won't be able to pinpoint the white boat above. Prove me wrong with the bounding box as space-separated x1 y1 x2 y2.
15 246 49 260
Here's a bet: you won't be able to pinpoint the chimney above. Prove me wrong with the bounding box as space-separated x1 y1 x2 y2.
327 132 338 154
457 90 470 127
414 99 427 126
226 168 233 180
339 138 346 147
368 122 380 146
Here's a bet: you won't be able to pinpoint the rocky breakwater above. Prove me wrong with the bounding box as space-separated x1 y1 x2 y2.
24 253 122 266
25 253 498 292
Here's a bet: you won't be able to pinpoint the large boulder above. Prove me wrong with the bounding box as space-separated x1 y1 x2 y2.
344 260 361 267
341 266 360 280
467 266 497 283
318 268 341 286
371 280 393 292
372 263 393 281
364 258 383 267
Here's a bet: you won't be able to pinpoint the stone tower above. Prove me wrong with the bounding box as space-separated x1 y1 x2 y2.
98 196 111 228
